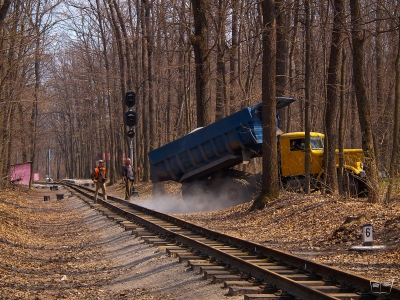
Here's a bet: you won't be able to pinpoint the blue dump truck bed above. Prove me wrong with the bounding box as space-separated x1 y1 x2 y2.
149 97 295 183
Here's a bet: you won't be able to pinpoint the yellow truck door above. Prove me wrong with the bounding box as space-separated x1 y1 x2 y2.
279 136 306 177
279 133 324 177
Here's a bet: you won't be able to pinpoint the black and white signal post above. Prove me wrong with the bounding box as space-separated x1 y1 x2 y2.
125 90 136 159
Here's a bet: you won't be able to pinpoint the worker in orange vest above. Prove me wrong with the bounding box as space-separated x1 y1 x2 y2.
93 160 107 203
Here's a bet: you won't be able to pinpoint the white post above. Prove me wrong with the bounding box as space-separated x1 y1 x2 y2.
363 224 373 246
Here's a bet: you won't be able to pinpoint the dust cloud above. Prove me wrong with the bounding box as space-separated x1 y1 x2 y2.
131 194 245 214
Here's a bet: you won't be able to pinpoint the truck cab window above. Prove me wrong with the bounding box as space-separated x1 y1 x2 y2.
290 139 305 151
310 137 323 149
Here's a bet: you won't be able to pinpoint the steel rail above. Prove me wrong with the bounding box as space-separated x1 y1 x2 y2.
65 182 399 300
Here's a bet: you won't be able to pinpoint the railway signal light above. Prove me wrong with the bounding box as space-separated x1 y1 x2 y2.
126 111 137 127
127 129 135 139
125 90 136 108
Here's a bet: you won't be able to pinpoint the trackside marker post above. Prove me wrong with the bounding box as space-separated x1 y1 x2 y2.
363 223 373 246
349 223 386 251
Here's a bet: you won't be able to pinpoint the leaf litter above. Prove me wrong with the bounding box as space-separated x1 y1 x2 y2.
1 181 399 299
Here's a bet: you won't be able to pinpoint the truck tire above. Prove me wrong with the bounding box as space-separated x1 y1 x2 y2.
348 174 360 197
282 177 305 193
339 170 368 198
349 174 368 197
217 178 250 204
342 171 360 197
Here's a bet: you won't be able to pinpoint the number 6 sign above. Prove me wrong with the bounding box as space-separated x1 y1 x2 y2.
363 224 373 246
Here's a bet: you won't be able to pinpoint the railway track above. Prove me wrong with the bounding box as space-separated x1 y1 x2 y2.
63 181 399 300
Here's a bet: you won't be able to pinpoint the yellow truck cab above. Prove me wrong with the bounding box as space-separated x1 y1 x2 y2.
278 132 367 196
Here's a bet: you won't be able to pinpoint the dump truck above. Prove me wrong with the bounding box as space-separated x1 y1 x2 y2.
278 131 367 195
148 97 367 203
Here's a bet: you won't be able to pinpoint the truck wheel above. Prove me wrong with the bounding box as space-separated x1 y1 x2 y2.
181 182 210 204
218 178 249 204
349 174 369 197
346 173 359 197
282 177 305 193
340 170 369 198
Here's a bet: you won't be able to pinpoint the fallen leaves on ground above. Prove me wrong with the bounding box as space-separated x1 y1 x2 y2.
1 181 399 299
172 191 400 285
112 181 400 285
0 187 163 300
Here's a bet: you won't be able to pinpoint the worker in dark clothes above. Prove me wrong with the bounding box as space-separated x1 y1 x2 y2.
122 158 140 200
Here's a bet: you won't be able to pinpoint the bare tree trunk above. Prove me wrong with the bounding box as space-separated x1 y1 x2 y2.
112 0 136 180
133 0 142 178
350 91 358 148
374 5 384 170
338 48 347 195
215 0 228 120
324 0 345 195
143 0 156 178
191 0 212 127
140 0 150 181
4 101 15 187
286 0 300 133
184 38 193 133
229 0 239 116
275 0 288 97
349 0 380 203
385 17 400 205
304 0 311 194
276 0 289 130
106 0 126 184
252 0 278 210
99 0 118 183
0 0 11 30
29 1 45 188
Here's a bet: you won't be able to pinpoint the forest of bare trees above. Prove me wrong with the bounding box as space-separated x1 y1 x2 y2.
0 0 399 204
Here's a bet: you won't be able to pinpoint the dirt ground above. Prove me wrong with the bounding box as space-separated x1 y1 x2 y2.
0 184 243 300
0 181 399 299
122 181 400 288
